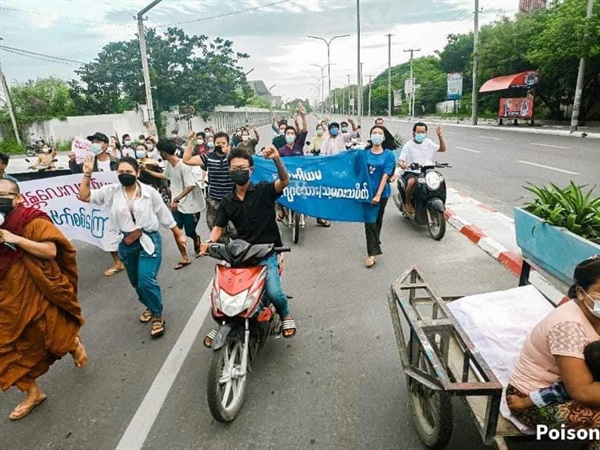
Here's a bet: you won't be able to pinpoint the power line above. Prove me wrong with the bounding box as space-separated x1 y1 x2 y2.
153 0 292 28
0 45 85 67
0 5 136 28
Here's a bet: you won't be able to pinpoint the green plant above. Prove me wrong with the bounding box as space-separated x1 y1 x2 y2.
0 139 24 155
524 182 600 244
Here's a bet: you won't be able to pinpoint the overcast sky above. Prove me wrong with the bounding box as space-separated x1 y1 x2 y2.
0 0 519 103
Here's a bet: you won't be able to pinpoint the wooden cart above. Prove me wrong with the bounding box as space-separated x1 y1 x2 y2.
387 263 559 449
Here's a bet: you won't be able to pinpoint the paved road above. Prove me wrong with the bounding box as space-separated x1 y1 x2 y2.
335 116 600 216
0 118 581 450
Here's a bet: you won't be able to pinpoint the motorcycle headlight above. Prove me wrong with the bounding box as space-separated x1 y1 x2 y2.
220 289 251 317
425 172 442 190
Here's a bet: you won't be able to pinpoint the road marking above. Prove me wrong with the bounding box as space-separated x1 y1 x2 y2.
115 282 213 450
517 160 579 175
529 143 569 149
478 136 500 140
446 131 459 135
455 146 482 154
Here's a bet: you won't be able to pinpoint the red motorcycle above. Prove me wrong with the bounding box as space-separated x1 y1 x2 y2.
205 240 290 422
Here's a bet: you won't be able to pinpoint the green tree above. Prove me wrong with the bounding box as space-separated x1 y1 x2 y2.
9 77 77 120
246 94 271 109
71 28 252 117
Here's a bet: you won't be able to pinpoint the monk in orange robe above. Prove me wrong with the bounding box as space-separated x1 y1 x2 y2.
0 179 87 420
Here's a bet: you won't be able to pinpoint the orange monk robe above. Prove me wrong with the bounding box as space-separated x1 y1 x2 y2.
0 218 84 391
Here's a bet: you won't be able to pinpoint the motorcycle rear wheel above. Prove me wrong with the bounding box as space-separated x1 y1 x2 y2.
207 337 247 422
427 207 446 241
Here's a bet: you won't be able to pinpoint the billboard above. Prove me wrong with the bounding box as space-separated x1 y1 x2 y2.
393 90 402 107
404 78 415 95
447 73 463 100
498 94 534 119
519 0 546 13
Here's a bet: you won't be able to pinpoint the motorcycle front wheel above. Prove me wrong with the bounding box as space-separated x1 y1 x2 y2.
25 148 36 157
207 337 248 423
292 212 300 244
427 207 446 241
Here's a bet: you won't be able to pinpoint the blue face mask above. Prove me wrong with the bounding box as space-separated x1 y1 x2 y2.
91 143 103 155
329 128 339 136
341 126 348 133
136 150 147 159
370 134 384 145
414 133 426 144
285 135 296 144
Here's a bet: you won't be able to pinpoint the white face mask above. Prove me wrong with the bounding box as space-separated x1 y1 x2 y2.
583 290 600 318
242 135 250 141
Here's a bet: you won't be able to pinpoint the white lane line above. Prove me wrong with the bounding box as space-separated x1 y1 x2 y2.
455 146 482 154
446 131 459 135
517 160 580 175
478 136 500 140
115 282 213 450
529 143 569 149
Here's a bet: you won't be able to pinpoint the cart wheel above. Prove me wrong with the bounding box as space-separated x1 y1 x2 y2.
407 350 453 449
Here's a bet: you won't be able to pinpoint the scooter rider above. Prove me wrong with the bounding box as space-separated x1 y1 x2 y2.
200 146 297 344
398 122 446 214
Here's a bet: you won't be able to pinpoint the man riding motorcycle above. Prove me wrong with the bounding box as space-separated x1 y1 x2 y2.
398 122 447 214
200 146 297 345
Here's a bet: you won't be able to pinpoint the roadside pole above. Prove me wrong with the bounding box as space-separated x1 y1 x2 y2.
570 0 594 133
471 0 480 126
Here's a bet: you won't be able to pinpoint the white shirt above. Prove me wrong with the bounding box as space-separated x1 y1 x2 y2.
97 159 112 173
147 148 160 161
90 182 176 233
163 160 205 214
120 147 136 158
320 135 346 156
399 138 440 173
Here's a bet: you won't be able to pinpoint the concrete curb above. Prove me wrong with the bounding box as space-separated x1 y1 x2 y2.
444 193 569 306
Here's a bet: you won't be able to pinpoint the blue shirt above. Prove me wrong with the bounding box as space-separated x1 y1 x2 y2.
366 149 396 198
2 173 18 183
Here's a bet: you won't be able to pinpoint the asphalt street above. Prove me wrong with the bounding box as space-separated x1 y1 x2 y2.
0 118 587 450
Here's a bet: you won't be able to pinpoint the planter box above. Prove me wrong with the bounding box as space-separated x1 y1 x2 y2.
514 207 600 286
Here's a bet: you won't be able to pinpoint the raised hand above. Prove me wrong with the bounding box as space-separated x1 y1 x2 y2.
83 155 94 175
262 145 280 160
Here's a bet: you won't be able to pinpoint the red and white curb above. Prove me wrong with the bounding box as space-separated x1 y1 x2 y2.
444 190 569 306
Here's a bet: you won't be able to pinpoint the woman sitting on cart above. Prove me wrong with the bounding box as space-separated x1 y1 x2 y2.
507 256 600 447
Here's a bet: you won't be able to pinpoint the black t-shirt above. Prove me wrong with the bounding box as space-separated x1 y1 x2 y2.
216 182 283 247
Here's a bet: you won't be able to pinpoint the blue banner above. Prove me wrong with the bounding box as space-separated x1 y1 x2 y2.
251 150 380 223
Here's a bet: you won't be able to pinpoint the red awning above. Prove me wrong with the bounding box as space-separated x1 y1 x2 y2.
479 71 539 93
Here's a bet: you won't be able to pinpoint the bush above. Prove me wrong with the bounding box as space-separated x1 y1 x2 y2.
524 182 600 244
0 140 24 155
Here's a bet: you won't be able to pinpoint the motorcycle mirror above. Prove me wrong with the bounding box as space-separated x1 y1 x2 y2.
25 159 31 163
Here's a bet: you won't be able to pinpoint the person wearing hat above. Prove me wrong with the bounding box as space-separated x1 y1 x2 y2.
86 132 124 277
320 122 347 156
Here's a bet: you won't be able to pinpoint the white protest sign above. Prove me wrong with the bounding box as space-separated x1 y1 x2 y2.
71 137 92 164
19 172 122 251
447 73 463 100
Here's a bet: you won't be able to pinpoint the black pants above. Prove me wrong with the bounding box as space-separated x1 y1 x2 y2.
364 196 388 257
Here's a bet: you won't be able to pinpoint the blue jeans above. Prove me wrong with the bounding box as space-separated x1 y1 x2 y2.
118 231 164 316
260 254 290 318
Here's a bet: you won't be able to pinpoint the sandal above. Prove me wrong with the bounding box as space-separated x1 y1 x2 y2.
204 329 217 348
139 309 153 323
9 395 47 421
282 319 297 338
70 336 88 368
104 266 124 277
365 256 376 268
174 261 192 270
316 219 331 227
151 317 165 338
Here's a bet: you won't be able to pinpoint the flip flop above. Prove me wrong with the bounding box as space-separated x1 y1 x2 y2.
174 261 192 270
104 266 124 277
316 219 331 227
9 395 47 421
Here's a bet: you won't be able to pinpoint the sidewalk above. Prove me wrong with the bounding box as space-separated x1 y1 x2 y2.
444 188 569 306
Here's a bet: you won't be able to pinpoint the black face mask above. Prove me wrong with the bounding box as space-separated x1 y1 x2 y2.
0 198 14 217
229 169 250 186
118 173 137 187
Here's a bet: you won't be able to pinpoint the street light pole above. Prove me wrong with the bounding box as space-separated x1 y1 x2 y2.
404 48 420 118
0 39 21 146
386 33 393 118
310 63 329 114
137 0 163 136
471 0 480 126
367 74 373 117
570 0 594 133
356 0 362 126
307 34 350 114
347 74 351 115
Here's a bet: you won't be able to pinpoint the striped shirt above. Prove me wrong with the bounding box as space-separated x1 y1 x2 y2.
201 152 235 201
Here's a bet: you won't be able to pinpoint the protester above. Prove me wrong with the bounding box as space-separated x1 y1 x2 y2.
374 117 384 127
231 127 244 148
309 123 326 155
206 135 215 152
340 118 358 144
278 104 308 157
363 125 397 268
138 134 146 142
235 126 260 155
320 122 346 156
121 134 135 158
193 132 207 156
87 132 125 277
0 178 87 420
398 122 446 214
0 153 18 182
145 139 205 267
32 142 57 170
80 155 186 338
109 136 121 158
200 146 297 344
145 137 160 161
170 130 184 147
67 152 83 174
203 127 213 139
183 131 236 242
272 121 287 149
135 143 148 160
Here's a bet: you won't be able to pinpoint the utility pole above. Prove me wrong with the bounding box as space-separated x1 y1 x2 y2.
0 47 21 145
360 62 365 116
471 0 480 125
347 74 351 115
570 0 594 133
137 0 163 136
367 74 373 117
386 33 393 118
404 48 420 118
356 0 362 126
